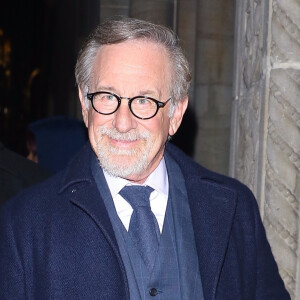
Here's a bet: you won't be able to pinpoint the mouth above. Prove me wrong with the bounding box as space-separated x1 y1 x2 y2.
108 136 140 149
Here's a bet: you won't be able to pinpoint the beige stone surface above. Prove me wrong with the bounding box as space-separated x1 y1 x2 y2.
266 68 300 297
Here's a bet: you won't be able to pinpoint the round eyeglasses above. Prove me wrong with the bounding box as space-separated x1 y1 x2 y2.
86 91 171 120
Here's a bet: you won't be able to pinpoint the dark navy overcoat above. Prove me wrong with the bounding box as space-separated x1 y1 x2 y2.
0 143 290 299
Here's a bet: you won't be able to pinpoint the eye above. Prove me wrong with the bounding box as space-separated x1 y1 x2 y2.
135 98 152 105
95 93 116 103
104 94 115 101
137 98 147 104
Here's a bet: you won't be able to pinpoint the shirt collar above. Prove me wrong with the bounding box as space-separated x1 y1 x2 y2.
103 157 169 198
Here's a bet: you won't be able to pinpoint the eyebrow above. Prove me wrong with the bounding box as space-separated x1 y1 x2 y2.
138 89 159 97
95 86 161 98
95 85 117 93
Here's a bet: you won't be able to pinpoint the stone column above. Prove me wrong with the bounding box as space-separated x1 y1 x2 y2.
230 0 300 298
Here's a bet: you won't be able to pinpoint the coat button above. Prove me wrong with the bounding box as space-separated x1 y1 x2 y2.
149 288 158 296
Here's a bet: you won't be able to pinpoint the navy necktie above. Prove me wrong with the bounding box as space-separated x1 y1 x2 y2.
119 185 159 271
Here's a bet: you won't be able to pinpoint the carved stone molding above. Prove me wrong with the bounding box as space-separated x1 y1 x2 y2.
272 0 300 64
266 69 300 298
230 0 267 197
243 0 264 88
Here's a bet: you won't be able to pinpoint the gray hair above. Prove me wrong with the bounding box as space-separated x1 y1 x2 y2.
75 17 191 115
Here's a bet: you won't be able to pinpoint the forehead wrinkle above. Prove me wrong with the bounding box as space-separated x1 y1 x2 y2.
92 85 162 99
135 89 161 98
91 41 170 98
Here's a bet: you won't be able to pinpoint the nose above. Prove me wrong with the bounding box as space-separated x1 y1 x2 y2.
113 100 137 132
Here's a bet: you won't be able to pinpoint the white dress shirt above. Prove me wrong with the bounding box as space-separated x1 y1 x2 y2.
103 158 169 233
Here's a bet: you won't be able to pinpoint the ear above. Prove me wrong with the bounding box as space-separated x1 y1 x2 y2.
169 96 188 136
78 88 89 128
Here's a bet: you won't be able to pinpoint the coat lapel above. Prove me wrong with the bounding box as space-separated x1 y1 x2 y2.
165 144 237 300
69 181 121 259
58 144 129 298
59 144 119 253
187 177 237 300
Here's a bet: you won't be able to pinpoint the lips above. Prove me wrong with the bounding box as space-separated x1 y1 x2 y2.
109 136 140 149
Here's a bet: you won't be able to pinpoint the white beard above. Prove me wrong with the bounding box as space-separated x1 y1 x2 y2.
95 126 153 178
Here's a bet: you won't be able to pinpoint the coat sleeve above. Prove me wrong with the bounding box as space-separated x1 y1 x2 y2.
249 190 291 299
0 203 25 299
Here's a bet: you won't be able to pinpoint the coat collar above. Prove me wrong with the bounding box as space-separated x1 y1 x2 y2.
59 142 237 300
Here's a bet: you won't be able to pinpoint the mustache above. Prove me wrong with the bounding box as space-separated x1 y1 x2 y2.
97 127 150 141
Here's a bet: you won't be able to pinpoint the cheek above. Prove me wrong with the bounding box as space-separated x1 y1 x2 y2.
156 113 171 138
144 115 170 144
89 111 113 131
87 112 111 148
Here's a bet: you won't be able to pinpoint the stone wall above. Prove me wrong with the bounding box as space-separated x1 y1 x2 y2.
230 0 300 298
192 0 235 175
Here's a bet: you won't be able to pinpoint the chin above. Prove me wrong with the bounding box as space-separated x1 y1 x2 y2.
94 126 159 179
96 146 150 179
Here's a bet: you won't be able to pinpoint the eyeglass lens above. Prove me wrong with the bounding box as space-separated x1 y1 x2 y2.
92 93 158 119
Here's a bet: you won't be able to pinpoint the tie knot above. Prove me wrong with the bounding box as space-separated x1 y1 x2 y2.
119 185 154 209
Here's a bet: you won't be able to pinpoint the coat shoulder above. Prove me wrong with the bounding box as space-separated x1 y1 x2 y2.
166 143 256 202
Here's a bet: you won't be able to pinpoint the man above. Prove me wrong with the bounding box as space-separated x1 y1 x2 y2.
0 17 290 299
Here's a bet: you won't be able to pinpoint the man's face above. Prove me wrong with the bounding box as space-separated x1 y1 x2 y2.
79 40 188 183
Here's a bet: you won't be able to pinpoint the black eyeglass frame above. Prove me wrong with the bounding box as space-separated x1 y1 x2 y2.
86 91 171 120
